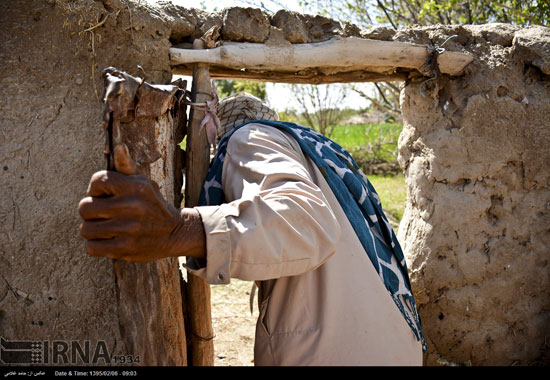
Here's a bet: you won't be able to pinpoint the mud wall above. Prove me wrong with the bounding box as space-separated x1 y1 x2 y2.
1 0 548 367
395 24 550 365
0 0 172 363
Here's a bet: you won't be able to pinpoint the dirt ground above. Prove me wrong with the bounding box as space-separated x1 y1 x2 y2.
210 279 258 366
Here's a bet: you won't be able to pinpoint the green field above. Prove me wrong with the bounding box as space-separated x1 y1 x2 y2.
367 174 407 222
330 123 403 162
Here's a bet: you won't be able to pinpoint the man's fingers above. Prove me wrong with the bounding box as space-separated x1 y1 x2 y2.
78 196 145 220
86 237 151 263
87 170 124 197
80 218 141 240
86 170 146 198
85 237 131 259
78 197 113 220
114 143 137 175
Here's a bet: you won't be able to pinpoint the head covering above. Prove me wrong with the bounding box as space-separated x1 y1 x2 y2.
216 92 279 143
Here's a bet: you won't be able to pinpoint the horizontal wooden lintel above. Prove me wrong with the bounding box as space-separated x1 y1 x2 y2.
169 37 473 83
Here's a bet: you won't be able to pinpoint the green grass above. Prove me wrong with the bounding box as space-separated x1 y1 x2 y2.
331 123 403 162
330 123 371 148
367 173 407 222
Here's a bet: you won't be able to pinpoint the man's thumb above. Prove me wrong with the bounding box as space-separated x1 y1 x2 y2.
114 143 137 175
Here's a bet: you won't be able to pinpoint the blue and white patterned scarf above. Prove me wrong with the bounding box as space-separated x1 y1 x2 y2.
199 120 427 351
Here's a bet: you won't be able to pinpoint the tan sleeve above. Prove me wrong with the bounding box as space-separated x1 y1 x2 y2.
189 124 341 284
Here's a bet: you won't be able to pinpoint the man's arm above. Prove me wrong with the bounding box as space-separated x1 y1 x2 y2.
79 126 341 282
78 144 206 262
190 124 341 284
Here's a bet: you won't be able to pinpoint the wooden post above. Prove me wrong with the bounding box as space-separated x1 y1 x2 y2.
101 68 188 366
184 38 215 366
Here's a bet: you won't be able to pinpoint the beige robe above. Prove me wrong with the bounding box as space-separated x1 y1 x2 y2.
189 123 422 366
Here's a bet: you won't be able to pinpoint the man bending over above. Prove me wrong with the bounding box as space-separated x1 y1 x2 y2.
78 92 425 366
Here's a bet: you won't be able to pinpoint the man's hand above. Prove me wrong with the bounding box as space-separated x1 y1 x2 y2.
78 144 205 262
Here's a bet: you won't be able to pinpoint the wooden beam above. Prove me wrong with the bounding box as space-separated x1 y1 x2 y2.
172 65 408 84
183 38 215 367
169 37 473 78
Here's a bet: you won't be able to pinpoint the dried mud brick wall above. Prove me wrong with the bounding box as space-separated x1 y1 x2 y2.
0 0 172 362
395 24 550 365
163 4 364 46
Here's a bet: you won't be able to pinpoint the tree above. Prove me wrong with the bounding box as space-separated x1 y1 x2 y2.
353 82 403 123
215 79 267 100
298 0 549 122
291 84 348 137
376 0 549 27
300 0 549 28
